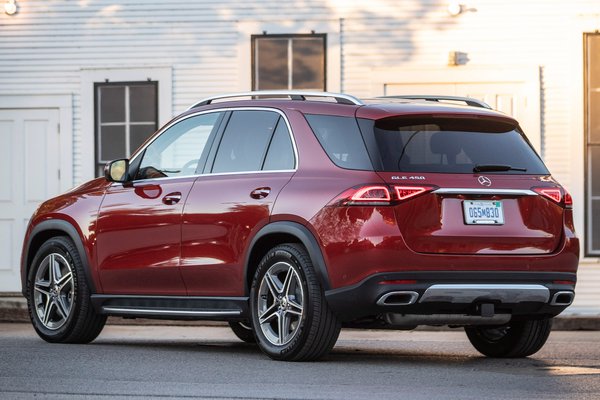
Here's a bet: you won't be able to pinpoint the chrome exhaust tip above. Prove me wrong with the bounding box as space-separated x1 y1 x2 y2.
376 291 419 306
550 291 575 306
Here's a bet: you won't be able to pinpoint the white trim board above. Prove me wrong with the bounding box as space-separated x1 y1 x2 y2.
80 67 173 183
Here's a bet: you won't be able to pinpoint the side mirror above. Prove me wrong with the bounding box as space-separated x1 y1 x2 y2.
104 159 129 183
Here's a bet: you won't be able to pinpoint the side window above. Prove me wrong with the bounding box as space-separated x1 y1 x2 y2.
305 114 373 170
212 110 280 173
136 112 223 180
263 119 295 170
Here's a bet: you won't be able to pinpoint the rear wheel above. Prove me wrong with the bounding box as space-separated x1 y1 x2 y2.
228 321 256 343
250 243 341 361
26 236 107 343
465 318 552 358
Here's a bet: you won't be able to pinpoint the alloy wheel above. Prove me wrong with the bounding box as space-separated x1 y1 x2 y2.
33 253 75 330
257 261 304 346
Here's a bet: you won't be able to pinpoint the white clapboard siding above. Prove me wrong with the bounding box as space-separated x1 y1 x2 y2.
1 0 599 278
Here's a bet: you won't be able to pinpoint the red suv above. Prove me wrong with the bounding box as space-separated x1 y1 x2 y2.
21 91 578 361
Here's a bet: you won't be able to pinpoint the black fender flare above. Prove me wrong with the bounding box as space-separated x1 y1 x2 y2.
21 219 96 296
244 221 331 293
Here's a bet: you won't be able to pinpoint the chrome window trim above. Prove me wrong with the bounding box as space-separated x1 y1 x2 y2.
433 188 537 196
125 107 299 183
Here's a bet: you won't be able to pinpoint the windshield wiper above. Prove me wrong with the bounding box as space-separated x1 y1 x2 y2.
473 164 527 173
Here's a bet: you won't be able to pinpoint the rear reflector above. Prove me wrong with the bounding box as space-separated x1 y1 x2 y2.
553 280 576 286
379 279 418 285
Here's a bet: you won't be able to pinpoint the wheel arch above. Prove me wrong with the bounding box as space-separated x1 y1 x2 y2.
21 219 96 296
244 221 331 295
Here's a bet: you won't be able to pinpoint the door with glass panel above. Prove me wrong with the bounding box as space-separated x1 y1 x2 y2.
96 111 225 295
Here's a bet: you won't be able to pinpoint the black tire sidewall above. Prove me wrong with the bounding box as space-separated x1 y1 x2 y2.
27 237 82 342
228 321 257 343
250 246 314 360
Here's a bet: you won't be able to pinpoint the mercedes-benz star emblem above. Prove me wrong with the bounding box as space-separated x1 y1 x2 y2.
478 176 492 187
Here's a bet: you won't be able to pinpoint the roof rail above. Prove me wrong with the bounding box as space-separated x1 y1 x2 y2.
187 90 364 109
377 95 492 109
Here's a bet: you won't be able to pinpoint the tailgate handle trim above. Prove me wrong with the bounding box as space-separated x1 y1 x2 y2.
433 188 536 196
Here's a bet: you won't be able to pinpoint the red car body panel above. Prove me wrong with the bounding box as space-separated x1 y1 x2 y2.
181 172 294 296
95 177 195 295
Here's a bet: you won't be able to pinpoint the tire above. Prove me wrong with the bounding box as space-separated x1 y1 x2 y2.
229 321 256 343
250 243 341 361
465 318 553 358
26 236 107 344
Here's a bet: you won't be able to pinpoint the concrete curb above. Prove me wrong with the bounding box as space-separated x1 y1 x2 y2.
2 296 598 330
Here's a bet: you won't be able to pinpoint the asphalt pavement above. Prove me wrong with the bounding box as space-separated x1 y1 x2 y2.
0 323 599 400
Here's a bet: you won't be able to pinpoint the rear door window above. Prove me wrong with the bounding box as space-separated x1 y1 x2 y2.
357 117 549 174
211 110 295 173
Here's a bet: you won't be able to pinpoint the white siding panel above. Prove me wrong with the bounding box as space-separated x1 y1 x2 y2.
0 0 599 269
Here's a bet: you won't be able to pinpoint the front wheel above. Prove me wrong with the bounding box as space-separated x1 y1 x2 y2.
250 244 341 361
26 236 107 343
465 318 552 358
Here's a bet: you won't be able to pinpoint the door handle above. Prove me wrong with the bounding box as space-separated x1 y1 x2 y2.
162 192 182 205
250 187 271 199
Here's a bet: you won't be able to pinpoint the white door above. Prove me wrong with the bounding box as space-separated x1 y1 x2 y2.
0 109 61 292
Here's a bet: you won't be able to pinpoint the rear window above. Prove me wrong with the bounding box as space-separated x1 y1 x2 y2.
305 114 373 170
357 117 549 174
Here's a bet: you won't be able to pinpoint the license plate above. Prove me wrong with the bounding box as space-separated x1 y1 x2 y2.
463 200 504 225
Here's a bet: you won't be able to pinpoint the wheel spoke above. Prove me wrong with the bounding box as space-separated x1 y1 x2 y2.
277 312 285 344
55 298 69 320
281 312 292 343
258 303 278 324
34 285 50 297
288 297 303 314
48 254 57 285
264 272 281 296
35 278 51 288
43 300 54 326
286 308 302 317
282 267 294 296
56 271 73 291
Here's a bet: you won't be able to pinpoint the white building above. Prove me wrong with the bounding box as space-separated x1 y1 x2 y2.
0 0 598 311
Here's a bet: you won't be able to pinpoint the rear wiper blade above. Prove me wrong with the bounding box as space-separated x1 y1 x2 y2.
473 164 527 172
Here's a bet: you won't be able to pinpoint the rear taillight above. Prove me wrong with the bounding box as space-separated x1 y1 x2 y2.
563 192 573 209
394 186 430 201
350 186 391 202
532 187 573 209
334 184 436 206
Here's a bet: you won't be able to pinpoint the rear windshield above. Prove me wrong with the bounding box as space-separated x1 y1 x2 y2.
357 117 549 174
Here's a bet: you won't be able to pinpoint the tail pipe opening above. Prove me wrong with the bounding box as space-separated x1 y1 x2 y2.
376 291 419 306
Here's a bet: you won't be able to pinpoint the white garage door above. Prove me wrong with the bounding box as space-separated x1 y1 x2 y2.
0 109 61 292
384 81 541 152
370 67 542 153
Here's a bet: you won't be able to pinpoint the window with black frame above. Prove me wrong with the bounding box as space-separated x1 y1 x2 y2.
252 34 326 91
95 82 158 176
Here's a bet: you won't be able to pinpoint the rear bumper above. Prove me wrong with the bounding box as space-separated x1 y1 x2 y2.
325 271 576 323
